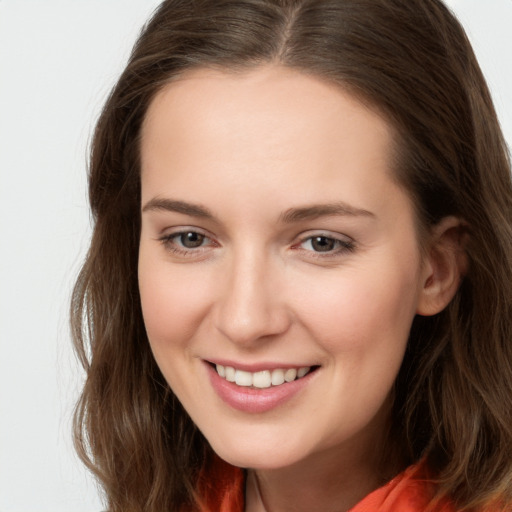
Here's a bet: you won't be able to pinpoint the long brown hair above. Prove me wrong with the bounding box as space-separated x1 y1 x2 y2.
71 1 512 510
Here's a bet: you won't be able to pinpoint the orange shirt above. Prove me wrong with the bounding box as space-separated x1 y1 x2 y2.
196 457 457 512
348 463 455 512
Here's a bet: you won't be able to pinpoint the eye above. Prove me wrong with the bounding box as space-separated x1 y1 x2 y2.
296 234 355 255
175 231 207 248
304 236 337 252
158 229 216 257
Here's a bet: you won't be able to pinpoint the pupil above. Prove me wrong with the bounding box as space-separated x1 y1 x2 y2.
312 236 335 252
181 232 204 248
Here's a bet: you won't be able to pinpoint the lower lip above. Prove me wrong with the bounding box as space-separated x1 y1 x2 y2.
206 363 315 413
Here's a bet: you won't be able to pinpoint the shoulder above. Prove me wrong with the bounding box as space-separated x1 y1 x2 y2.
349 462 456 512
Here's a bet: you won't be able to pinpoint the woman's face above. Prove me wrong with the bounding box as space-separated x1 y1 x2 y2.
138 66 429 470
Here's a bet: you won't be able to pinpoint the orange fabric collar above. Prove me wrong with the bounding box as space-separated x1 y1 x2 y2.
196 457 455 512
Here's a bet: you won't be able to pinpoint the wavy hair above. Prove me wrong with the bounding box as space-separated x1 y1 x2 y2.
71 1 512 510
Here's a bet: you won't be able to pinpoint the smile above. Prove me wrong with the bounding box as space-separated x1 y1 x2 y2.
215 364 312 388
206 361 319 413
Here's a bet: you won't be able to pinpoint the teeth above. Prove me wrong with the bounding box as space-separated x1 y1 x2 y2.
284 368 297 382
214 364 312 387
253 370 271 389
216 364 226 377
235 370 253 387
271 369 285 386
297 367 309 378
225 366 236 382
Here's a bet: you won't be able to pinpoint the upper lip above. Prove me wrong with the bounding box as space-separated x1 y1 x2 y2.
205 359 317 372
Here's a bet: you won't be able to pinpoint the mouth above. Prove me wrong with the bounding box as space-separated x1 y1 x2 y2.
211 363 318 389
205 361 320 413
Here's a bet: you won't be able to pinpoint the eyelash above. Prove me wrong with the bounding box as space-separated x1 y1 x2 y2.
294 234 355 257
158 230 215 257
158 230 356 258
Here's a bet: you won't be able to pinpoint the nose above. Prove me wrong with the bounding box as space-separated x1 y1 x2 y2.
213 248 291 346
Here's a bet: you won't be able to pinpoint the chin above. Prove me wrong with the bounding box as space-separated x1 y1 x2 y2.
206 432 311 470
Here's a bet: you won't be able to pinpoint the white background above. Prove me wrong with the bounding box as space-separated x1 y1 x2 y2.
0 1 510 511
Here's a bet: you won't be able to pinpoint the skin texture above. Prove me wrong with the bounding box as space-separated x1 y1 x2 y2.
138 66 463 512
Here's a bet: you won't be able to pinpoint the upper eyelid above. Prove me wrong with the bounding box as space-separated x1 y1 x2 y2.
159 225 214 239
294 230 354 243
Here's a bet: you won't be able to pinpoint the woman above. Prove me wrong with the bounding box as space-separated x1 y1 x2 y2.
71 0 512 510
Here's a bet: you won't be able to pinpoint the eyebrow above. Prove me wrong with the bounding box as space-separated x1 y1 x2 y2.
142 198 214 218
279 202 375 223
142 197 375 222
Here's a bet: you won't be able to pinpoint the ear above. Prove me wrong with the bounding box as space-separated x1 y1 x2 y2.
416 216 468 317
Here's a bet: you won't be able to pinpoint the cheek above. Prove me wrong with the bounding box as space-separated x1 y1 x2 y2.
138 256 215 404
294 259 421 355
138 252 208 351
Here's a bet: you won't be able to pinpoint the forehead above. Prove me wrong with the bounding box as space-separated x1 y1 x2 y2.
139 65 409 224
141 65 393 159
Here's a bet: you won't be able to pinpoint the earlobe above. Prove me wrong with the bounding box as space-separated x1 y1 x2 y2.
416 216 468 317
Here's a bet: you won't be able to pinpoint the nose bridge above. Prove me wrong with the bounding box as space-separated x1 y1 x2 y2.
215 242 289 345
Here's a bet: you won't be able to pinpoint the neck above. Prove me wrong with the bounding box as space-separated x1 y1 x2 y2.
244 416 402 512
